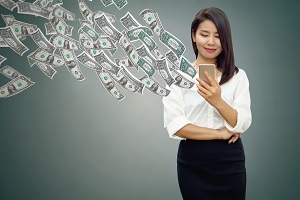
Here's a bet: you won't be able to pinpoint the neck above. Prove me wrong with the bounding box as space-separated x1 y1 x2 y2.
194 57 217 67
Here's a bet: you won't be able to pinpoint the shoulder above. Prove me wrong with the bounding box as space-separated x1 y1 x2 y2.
234 68 249 81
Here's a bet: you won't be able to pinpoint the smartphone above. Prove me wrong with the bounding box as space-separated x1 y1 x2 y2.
199 64 216 85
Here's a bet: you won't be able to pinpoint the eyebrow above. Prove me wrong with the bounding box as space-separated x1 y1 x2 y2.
200 30 219 34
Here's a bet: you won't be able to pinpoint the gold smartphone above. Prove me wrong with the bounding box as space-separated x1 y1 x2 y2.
199 64 216 85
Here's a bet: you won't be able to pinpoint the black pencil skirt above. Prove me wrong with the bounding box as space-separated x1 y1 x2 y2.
177 138 246 200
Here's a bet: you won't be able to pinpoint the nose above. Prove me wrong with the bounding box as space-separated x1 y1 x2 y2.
207 36 215 46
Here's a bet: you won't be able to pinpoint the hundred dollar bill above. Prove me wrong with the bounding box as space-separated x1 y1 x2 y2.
166 50 180 69
120 12 141 30
137 30 157 52
0 0 16 11
28 48 65 67
16 2 51 19
120 66 145 94
36 62 57 79
0 75 35 98
118 32 139 65
79 25 99 43
93 10 117 23
179 56 197 78
140 9 165 37
8 20 38 40
1 14 15 25
114 57 137 69
93 51 120 75
100 0 113 7
94 14 122 42
160 31 185 58
0 65 30 80
0 26 29 56
108 69 139 93
52 5 76 21
44 22 56 35
0 55 7 65
139 75 170 96
95 69 125 101
136 45 156 66
154 58 175 86
170 68 195 89
77 51 102 71
136 57 155 77
59 48 85 81
78 0 94 25
49 17 73 36
49 33 80 50
112 0 127 10
126 26 153 42
30 28 56 53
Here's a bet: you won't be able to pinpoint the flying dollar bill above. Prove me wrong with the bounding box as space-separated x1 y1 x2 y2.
136 57 155 77
166 50 180 69
94 14 122 42
160 31 186 58
108 69 140 93
30 28 56 53
77 51 102 71
80 37 116 50
0 26 29 56
93 10 117 23
118 66 145 94
52 5 76 21
49 33 80 50
114 57 137 69
100 0 113 7
16 2 51 19
0 76 35 98
170 68 195 89
0 0 16 11
154 58 175 86
79 25 99 43
0 55 7 65
136 45 157 67
78 0 94 25
35 62 57 79
139 75 170 96
1 14 15 25
118 32 139 65
140 9 165 37
28 48 65 67
179 56 197 78
7 19 38 40
120 12 142 30
93 51 121 75
59 48 85 81
0 65 30 80
126 26 153 42
44 22 56 35
112 0 127 10
137 30 157 52
49 16 73 36
95 69 125 101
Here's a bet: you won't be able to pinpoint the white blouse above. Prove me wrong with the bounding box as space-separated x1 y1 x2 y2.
162 68 252 140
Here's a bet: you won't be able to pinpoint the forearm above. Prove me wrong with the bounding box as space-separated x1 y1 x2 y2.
215 99 238 128
175 123 220 140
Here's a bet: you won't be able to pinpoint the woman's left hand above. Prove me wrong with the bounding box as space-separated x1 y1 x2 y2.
196 71 222 107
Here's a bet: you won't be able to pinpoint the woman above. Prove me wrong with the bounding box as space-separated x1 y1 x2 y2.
162 7 252 199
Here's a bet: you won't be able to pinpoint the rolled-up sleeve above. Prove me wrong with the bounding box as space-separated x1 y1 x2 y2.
162 84 191 140
224 70 252 134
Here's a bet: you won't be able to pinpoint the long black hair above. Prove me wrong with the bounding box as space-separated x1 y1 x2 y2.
191 7 239 85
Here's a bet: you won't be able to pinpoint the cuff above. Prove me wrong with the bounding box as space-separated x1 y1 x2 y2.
166 116 191 140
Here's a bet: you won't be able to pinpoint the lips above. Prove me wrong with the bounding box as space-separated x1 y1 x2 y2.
205 48 216 53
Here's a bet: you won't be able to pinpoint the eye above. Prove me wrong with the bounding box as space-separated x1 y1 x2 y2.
200 34 208 37
215 35 220 38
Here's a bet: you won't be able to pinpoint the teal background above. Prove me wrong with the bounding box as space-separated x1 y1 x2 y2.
1 0 300 199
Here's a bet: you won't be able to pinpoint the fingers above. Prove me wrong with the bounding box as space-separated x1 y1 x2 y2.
228 134 239 144
204 71 217 87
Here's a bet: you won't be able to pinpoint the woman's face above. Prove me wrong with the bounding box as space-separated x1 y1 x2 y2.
192 20 222 62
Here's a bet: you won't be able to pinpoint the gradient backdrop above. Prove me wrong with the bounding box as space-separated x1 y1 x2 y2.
0 0 299 199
